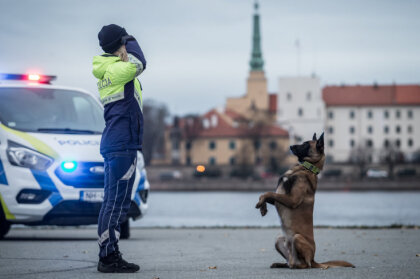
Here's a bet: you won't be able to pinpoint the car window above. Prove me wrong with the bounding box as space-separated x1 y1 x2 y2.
0 87 105 134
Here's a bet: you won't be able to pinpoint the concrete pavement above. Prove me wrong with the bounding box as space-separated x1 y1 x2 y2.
1 227 419 278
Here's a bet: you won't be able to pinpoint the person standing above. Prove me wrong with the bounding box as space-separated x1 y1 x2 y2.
92 24 146 273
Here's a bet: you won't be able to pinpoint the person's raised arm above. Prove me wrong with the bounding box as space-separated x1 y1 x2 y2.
122 35 146 77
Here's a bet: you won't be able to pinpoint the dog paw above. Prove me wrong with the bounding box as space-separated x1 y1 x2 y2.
270 262 289 268
255 196 265 208
259 204 268 216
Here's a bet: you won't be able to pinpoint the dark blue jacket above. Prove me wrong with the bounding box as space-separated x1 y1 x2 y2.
92 38 146 155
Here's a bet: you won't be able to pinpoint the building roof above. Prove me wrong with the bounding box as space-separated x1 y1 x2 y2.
185 109 288 138
224 108 246 121
323 84 420 106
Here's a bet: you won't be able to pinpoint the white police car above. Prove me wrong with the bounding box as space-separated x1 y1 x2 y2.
0 73 149 239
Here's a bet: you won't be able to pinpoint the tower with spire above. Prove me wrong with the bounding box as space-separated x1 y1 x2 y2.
226 0 269 118
250 1 264 71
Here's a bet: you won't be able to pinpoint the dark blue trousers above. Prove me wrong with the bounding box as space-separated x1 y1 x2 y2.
98 150 137 258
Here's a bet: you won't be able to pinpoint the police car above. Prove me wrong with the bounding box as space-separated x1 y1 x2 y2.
0 73 149 239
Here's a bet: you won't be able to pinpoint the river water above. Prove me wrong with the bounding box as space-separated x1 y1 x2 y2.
133 191 420 227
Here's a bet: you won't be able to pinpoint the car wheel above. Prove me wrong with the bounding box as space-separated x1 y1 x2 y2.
0 207 11 240
120 219 130 240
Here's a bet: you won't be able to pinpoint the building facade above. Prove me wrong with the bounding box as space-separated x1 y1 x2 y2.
155 2 291 169
277 76 325 143
323 84 420 163
179 109 289 167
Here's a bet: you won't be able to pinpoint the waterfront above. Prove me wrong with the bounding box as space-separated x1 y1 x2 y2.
133 191 420 228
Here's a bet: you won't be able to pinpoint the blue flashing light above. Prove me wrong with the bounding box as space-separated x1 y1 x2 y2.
0 73 57 84
61 161 77 172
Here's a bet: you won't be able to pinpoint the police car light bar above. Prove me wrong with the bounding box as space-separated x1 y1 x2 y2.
0 73 57 84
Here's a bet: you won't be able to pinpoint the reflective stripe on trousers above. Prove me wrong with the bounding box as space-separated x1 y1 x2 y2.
97 150 137 258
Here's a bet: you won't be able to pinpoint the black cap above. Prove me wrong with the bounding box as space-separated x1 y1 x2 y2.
98 24 128 53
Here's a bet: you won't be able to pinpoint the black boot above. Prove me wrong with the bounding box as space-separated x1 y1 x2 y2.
97 251 140 273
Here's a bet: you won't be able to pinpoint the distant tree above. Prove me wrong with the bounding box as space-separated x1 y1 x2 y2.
268 144 289 173
169 116 182 165
413 149 420 164
349 144 373 179
245 104 275 167
142 99 169 165
233 141 255 178
233 105 287 177
380 142 404 180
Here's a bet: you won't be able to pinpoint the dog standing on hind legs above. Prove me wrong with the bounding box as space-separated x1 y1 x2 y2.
255 133 354 269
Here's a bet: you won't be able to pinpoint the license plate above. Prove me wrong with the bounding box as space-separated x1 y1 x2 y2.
80 190 104 202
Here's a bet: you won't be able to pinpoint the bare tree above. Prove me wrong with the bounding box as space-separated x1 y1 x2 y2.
142 99 169 165
233 106 287 177
245 104 275 167
268 144 289 173
349 144 373 179
232 140 254 179
380 142 404 180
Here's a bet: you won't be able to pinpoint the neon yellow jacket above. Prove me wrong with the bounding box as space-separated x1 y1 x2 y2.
92 39 146 154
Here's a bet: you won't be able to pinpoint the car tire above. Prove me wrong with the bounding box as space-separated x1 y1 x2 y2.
0 207 11 240
120 219 130 240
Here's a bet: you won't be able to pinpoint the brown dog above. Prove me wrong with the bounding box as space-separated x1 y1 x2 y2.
255 133 354 269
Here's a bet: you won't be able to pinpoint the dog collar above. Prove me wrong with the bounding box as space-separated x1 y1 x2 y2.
301 161 320 175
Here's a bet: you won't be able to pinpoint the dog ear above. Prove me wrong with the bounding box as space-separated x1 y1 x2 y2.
312 133 317 141
316 132 324 153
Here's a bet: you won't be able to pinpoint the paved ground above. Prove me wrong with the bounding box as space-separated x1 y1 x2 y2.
1 227 419 279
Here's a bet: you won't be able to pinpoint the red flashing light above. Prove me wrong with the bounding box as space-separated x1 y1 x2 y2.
28 74 41 81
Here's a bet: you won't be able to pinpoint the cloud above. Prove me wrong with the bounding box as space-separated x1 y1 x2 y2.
0 0 419 115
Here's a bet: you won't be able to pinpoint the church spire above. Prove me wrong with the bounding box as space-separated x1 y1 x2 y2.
249 0 264 71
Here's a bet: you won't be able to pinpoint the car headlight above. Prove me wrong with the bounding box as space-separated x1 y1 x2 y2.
7 142 53 171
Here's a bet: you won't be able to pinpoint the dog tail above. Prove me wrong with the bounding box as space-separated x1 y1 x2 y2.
312 260 355 269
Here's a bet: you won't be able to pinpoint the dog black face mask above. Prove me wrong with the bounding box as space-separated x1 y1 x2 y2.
290 142 310 163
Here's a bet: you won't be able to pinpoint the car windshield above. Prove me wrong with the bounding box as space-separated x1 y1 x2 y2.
0 87 104 134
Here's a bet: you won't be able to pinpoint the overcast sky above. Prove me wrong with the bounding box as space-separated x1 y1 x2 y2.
0 0 419 115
